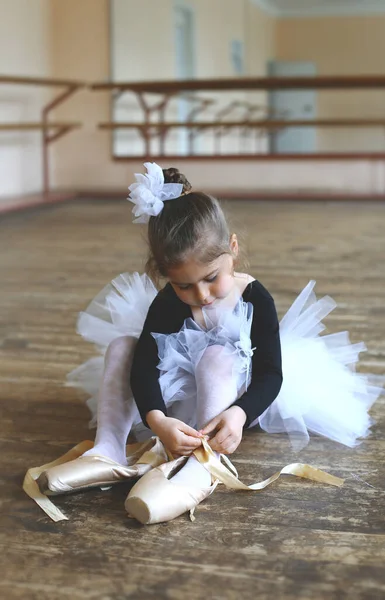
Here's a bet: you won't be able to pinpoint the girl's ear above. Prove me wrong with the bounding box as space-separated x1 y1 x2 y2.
230 233 239 258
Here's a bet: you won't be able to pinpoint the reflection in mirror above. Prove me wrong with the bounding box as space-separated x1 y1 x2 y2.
109 0 385 159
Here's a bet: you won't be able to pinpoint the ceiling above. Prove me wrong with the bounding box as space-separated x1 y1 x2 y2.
253 0 385 17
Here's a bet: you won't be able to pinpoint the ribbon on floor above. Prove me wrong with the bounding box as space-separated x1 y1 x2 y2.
24 436 343 523
194 437 344 491
23 441 94 522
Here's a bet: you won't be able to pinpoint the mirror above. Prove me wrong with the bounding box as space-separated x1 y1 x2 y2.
110 0 385 158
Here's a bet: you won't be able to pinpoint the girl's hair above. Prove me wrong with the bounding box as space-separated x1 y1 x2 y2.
146 168 232 280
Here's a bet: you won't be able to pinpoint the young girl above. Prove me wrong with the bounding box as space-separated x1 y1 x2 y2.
32 163 381 524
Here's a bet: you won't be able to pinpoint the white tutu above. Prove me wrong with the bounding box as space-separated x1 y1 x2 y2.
67 273 158 427
259 281 382 449
67 273 382 449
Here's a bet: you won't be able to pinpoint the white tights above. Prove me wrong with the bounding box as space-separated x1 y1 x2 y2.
85 339 238 490
172 345 238 488
84 336 138 465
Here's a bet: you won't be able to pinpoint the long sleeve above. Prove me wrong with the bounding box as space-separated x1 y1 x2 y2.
130 285 190 427
232 281 283 427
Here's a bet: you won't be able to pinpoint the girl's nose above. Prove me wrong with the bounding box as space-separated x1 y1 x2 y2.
195 283 209 303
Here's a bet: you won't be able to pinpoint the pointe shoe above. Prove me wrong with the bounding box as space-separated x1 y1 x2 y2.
125 456 218 524
125 436 345 526
37 437 168 496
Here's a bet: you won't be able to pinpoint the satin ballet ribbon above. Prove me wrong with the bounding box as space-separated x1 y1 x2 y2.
194 437 344 491
25 437 344 523
23 439 172 522
23 441 94 522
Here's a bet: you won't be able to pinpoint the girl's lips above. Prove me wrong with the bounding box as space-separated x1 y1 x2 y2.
202 299 215 307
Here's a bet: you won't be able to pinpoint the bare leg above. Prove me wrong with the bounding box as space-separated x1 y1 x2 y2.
172 345 238 487
83 336 139 465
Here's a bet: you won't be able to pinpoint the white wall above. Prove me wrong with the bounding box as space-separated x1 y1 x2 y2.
276 15 385 152
0 0 53 196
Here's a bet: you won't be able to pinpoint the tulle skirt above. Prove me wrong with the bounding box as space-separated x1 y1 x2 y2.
66 273 158 431
67 273 382 449
259 281 382 449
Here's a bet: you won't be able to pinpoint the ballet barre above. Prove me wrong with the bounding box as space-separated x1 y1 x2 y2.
0 76 84 195
91 76 385 159
98 118 385 130
91 75 385 93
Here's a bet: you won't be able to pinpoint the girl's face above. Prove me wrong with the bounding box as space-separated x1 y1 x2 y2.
168 236 238 308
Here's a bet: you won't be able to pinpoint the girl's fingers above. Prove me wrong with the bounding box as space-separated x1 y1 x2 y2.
210 432 239 452
180 423 203 438
223 442 238 455
180 433 202 448
210 438 229 452
210 428 232 447
200 415 221 435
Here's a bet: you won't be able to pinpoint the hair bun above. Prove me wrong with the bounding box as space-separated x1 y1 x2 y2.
163 167 192 194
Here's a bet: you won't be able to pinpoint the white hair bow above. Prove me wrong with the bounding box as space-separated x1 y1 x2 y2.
128 162 183 224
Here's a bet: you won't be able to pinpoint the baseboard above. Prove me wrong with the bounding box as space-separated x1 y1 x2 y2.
1 188 385 216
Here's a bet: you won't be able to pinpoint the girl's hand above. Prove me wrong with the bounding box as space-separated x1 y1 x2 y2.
146 410 203 456
199 406 246 455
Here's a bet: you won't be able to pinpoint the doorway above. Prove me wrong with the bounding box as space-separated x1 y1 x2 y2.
268 61 316 154
174 4 196 154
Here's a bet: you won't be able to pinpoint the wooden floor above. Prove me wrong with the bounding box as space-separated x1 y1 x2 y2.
1 198 385 599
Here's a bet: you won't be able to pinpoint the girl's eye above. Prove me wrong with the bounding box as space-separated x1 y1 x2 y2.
176 275 217 290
